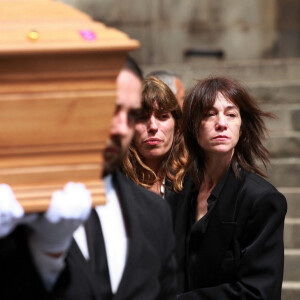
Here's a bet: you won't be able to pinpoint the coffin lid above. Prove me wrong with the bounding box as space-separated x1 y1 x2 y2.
0 0 140 55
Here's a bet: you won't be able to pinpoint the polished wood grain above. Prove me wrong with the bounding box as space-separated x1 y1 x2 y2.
0 0 139 212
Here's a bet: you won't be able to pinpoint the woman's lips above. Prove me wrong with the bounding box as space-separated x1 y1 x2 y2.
144 138 162 145
213 135 229 141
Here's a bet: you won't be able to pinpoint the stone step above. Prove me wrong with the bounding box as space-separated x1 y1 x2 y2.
284 218 300 248
267 158 300 188
282 281 300 300
267 132 300 158
278 188 300 219
142 59 300 102
142 58 300 85
262 103 300 134
247 80 300 104
144 69 300 104
284 249 300 281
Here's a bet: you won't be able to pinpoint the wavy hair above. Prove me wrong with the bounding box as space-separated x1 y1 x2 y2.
122 76 187 192
182 76 274 188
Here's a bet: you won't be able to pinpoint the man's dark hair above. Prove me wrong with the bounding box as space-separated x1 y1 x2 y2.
124 56 143 80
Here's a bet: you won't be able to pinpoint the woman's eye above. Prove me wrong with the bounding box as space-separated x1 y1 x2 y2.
227 113 237 118
206 111 215 117
157 113 170 120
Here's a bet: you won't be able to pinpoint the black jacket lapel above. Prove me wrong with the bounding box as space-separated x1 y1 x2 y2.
67 239 102 299
110 172 140 299
187 168 245 288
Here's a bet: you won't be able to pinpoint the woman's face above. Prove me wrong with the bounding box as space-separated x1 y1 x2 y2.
197 92 241 158
133 102 176 165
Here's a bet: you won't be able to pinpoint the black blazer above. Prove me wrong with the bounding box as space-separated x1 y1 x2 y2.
169 167 287 300
0 171 178 300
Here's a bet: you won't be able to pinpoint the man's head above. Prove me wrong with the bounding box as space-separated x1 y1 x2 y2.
103 57 143 176
146 70 185 109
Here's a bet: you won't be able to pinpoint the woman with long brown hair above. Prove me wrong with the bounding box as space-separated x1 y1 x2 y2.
122 76 186 198
173 76 287 300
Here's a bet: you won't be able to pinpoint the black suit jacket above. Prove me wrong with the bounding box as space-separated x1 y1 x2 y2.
168 167 287 300
0 171 177 300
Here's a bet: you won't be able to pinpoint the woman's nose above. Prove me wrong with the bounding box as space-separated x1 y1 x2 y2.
215 114 227 130
148 115 158 131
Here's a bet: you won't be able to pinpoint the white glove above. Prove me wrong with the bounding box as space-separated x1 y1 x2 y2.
0 184 24 237
30 182 92 253
0 184 36 237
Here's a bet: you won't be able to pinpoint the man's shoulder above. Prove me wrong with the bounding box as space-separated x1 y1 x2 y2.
113 171 170 211
114 171 163 199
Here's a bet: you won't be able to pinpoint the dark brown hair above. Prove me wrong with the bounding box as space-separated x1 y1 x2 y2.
182 76 274 187
122 76 186 192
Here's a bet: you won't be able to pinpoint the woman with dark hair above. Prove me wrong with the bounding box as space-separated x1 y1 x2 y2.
122 76 186 197
173 76 287 299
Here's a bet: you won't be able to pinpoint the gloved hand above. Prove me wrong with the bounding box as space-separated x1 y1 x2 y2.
0 184 37 238
0 184 24 237
30 182 92 254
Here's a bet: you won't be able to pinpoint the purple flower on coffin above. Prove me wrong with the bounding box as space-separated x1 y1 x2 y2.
79 29 97 41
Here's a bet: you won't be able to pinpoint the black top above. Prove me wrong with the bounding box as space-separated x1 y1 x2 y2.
169 166 287 300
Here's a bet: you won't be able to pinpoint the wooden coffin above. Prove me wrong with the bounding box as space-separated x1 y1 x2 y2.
0 0 139 212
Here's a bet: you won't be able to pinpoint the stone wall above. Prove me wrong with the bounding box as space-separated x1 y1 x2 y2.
60 0 299 65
